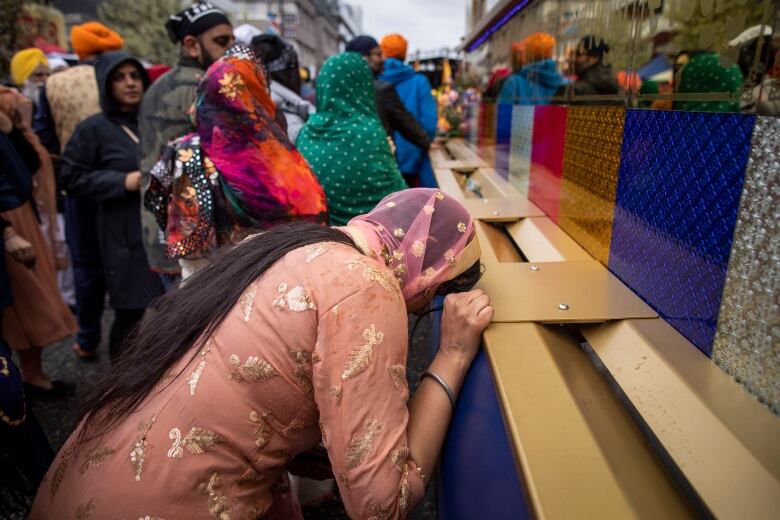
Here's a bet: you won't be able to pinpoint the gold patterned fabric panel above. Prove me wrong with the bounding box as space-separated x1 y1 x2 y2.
712 116 780 415
558 106 626 265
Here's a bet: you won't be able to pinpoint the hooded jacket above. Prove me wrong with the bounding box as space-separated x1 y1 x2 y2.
497 59 564 105
379 58 437 181
63 51 163 309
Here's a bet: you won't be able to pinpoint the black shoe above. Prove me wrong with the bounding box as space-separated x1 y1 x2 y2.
23 380 75 400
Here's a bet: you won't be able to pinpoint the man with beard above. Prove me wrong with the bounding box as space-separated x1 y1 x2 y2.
556 35 620 105
138 2 233 285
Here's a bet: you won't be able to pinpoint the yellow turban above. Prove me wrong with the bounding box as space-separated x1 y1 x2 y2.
523 32 556 61
380 34 409 60
70 22 124 60
10 48 48 86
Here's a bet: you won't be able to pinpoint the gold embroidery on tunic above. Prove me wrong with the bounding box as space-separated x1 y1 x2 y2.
368 504 391 520
199 338 212 356
198 472 232 520
50 445 74 497
332 304 339 316
347 258 400 300
283 418 306 436
329 385 343 404
399 465 411 517
229 354 279 383
337 472 350 491
457 222 467 233
187 359 206 396
342 324 384 381
273 283 317 312
312 351 322 364
75 499 94 520
130 417 155 481
423 204 435 215
237 468 259 486
319 422 327 444
392 249 404 261
389 447 410 472
138 516 166 520
388 366 409 400
168 426 226 458
248 503 264 519
411 240 425 258
305 243 328 263
0 356 8 375
79 445 115 474
249 410 272 452
435 191 445 200
345 418 385 469
238 283 258 321
289 349 314 395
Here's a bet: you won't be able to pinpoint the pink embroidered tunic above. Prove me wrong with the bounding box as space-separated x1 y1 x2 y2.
30 243 425 519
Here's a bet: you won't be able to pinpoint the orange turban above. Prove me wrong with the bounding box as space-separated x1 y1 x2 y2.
380 33 408 60
70 22 124 60
511 40 526 68
10 48 48 86
523 32 555 61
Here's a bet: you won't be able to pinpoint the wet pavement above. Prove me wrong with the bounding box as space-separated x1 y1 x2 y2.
26 308 438 519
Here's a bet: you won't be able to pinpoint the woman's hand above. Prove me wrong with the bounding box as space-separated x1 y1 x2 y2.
125 171 142 191
439 289 493 365
5 231 36 268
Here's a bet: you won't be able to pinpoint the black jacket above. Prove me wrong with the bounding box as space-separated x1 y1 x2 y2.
556 63 621 106
62 51 163 309
374 79 431 151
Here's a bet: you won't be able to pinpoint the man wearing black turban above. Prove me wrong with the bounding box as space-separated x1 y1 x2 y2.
138 2 234 282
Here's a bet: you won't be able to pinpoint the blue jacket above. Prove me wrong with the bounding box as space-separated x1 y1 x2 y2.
497 59 564 105
379 58 437 180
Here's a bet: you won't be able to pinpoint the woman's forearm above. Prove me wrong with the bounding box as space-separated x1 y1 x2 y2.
406 349 471 486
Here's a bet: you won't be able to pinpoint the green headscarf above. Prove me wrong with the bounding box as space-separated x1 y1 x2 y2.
675 52 743 113
297 52 407 226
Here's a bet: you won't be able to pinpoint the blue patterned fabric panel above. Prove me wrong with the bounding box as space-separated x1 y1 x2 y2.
609 109 755 355
495 103 514 179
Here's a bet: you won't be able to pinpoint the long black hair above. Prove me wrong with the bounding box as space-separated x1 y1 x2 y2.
78 222 482 444
78 223 358 443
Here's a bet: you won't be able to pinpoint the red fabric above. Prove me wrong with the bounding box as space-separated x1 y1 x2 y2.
147 64 171 83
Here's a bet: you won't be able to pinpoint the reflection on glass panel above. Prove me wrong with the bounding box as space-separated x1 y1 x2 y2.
461 0 779 114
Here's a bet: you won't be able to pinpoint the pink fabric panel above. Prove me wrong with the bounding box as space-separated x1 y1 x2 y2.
529 105 567 222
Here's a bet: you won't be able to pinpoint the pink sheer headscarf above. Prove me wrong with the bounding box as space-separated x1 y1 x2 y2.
341 188 481 301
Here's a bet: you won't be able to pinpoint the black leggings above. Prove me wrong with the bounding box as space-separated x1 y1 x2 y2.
109 308 145 360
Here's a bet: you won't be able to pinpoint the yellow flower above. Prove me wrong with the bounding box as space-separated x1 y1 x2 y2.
218 71 245 100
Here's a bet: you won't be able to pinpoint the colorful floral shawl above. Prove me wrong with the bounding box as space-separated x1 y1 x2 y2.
145 45 327 259
296 52 407 226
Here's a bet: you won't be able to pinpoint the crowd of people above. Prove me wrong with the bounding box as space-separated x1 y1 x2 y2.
0 2 492 519
487 29 779 114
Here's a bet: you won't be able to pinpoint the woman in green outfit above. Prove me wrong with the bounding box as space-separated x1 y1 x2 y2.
297 52 408 225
